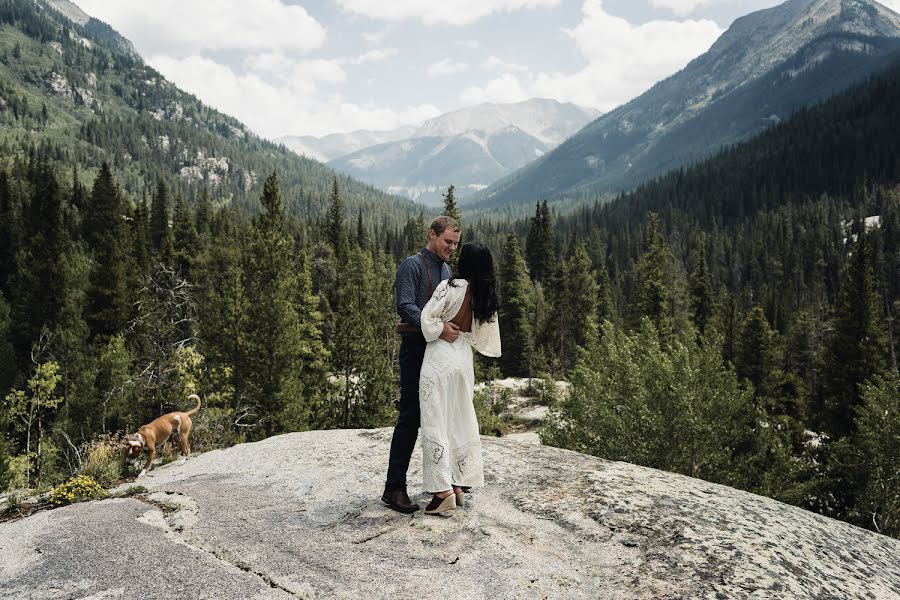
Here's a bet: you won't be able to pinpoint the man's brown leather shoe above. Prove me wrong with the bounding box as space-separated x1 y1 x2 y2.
381 488 419 514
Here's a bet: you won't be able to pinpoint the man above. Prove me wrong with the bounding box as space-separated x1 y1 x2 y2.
382 215 461 513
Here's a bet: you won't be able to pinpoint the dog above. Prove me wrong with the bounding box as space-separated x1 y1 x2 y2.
125 394 201 477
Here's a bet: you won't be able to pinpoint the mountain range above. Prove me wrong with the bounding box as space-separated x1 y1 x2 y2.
280 99 599 206
471 0 900 210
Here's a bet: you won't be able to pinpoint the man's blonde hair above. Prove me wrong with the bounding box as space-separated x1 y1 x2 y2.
430 215 461 236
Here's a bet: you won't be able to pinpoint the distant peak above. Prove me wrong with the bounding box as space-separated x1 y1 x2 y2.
45 0 90 26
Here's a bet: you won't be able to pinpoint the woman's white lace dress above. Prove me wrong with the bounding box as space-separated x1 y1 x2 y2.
419 279 501 493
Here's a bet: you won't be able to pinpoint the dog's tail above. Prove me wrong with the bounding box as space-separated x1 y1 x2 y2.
185 393 202 416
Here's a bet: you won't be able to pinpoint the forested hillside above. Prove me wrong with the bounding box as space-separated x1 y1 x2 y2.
0 0 415 221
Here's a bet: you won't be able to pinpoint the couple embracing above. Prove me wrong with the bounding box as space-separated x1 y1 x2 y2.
382 216 501 515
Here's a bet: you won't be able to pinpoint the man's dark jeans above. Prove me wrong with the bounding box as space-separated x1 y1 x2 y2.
385 334 427 491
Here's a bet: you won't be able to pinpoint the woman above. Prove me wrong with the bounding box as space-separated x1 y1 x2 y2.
418 242 501 514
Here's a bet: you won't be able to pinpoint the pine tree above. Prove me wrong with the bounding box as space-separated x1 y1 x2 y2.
0 171 15 299
549 237 598 373
689 234 715 334
326 247 393 428
83 163 129 343
499 233 534 376
526 200 553 284
291 249 329 425
0 293 16 398
851 371 900 537
172 193 199 281
150 179 172 259
9 160 69 362
442 185 460 222
194 187 213 242
735 306 780 394
325 177 348 259
194 222 245 391
823 231 887 437
442 185 461 271
132 195 151 276
236 173 316 436
635 213 675 341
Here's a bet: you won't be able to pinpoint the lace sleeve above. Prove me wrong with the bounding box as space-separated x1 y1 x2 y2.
420 280 452 342
472 313 501 357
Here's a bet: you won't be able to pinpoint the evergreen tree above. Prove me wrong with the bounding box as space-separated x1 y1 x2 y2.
83 163 129 343
172 193 199 281
0 293 16 398
132 195 151 277
194 222 245 397
498 233 534 377
526 200 553 284
9 160 69 363
325 247 392 428
0 171 16 300
634 213 676 341
194 186 214 242
594 245 615 327
236 173 313 436
735 306 781 395
325 177 348 259
549 237 598 373
823 231 887 437
442 185 460 222
851 371 900 537
150 179 172 258
689 234 715 334
291 249 329 425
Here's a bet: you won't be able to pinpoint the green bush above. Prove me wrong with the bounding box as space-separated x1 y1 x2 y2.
49 474 108 506
541 319 804 495
80 435 125 487
474 387 508 437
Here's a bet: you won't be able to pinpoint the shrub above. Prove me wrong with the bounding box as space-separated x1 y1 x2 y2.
49 474 108 506
190 406 245 452
80 434 124 487
474 387 508 437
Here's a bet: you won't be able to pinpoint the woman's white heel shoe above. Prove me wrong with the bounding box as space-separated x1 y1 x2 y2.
424 492 457 514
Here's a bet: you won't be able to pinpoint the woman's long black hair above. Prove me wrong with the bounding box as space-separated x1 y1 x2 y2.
450 242 500 323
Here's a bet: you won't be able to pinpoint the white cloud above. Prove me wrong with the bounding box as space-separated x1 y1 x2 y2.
880 0 900 12
459 0 721 110
481 56 528 72
649 0 784 17
362 29 388 44
334 0 562 26
352 48 399 64
457 40 481 49
460 73 530 104
649 0 714 16
75 0 326 55
542 0 722 109
147 55 439 138
428 58 469 77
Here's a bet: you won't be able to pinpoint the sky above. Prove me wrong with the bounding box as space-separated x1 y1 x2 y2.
73 0 900 139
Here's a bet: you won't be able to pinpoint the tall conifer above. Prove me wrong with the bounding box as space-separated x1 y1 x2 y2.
526 200 553 284
83 163 129 343
499 233 534 376
150 179 172 258
823 230 887 436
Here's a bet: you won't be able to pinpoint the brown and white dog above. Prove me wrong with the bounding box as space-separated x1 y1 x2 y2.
125 394 201 477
